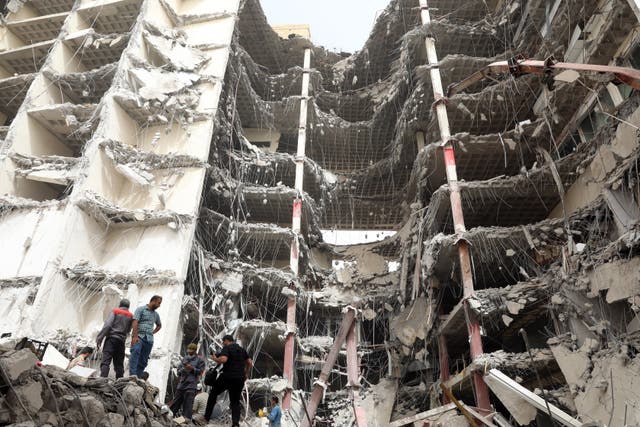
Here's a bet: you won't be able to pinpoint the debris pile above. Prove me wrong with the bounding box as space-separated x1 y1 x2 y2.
0 348 173 426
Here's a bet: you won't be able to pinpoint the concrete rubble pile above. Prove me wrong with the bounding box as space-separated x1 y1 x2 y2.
1 0 640 426
0 348 173 426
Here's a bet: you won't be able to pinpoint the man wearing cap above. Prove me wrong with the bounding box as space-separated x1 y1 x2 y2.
96 299 133 378
170 343 205 422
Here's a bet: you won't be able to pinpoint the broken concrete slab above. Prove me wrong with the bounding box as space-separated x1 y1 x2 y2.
391 297 434 347
0 349 37 382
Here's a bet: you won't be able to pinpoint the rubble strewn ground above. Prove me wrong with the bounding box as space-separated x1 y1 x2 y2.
0 348 174 426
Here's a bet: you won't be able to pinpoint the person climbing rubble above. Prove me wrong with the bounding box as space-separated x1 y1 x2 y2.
67 346 94 369
204 335 253 426
130 295 163 377
170 343 205 422
96 298 133 378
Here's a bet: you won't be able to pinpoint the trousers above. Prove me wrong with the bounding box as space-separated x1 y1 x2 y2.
129 337 153 377
170 388 196 420
204 376 244 426
100 337 125 378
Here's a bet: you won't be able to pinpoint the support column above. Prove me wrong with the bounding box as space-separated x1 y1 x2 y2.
437 335 450 404
302 307 357 427
346 319 367 427
418 0 491 412
283 48 312 410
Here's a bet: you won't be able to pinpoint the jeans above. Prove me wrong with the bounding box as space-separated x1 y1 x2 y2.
204 376 244 426
129 337 153 377
169 389 196 420
100 337 125 378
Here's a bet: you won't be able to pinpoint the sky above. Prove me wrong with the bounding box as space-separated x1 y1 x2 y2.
260 0 391 53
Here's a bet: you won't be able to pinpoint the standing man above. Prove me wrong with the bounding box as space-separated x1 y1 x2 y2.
170 343 205 422
129 295 162 377
204 335 253 427
96 298 133 378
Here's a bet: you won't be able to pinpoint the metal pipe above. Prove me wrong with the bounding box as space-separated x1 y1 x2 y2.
418 0 491 412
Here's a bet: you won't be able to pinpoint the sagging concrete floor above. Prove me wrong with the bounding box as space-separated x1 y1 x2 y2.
1 0 640 426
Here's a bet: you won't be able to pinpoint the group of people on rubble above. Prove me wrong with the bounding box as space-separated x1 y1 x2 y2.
87 295 281 426
66 295 163 376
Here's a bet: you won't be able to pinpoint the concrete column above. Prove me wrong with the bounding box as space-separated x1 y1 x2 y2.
301 307 357 427
437 335 450 403
283 47 312 409
346 319 367 427
418 0 491 412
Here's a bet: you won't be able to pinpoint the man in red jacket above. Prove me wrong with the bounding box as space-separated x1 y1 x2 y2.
96 299 133 378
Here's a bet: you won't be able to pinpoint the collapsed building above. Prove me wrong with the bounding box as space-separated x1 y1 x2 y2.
1 0 640 425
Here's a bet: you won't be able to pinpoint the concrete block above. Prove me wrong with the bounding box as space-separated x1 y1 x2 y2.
122 384 144 414
74 395 105 426
100 413 124 427
0 349 37 382
550 344 589 386
7 381 43 415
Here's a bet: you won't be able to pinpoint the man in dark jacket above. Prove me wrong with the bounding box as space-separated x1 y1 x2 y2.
96 299 133 378
170 343 205 422
204 335 253 426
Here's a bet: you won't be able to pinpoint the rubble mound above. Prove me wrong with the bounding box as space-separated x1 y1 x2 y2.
0 348 174 427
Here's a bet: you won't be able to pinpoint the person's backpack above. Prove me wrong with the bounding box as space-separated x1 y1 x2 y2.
204 364 220 386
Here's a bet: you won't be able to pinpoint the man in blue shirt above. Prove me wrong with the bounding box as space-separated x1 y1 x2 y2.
266 396 282 427
129 295 162 377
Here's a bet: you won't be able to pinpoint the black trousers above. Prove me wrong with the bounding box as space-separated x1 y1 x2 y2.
204 376 244 425
170 388 196 420
100 337 125 378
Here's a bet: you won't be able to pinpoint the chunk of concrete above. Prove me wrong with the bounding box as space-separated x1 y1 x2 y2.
75 395 105 426
7 381 43 415
549 343 589 386
102 413 125 427
502 314 513 326
589 257 640 303
506 301 524 315
122 384 144 414
484 372 537 425
390 297 433 347
0 349 36 382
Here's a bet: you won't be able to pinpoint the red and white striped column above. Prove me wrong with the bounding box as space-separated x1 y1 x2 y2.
283 47 312 410
418 0 491 411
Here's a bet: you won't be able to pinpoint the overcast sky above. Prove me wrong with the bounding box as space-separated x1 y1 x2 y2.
260 0 391 53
